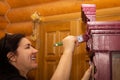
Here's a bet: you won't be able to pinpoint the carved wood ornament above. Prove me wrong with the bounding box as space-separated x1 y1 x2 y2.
31 11 41 41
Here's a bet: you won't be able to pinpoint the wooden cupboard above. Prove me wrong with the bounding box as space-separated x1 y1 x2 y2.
87 21 120 80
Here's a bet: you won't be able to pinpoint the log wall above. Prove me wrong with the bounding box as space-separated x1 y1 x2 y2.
0 0 120 38
6 0 120 23
0 1 9 38
6 0 58 8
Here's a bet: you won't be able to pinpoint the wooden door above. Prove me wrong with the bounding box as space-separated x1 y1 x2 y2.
36 14 89 80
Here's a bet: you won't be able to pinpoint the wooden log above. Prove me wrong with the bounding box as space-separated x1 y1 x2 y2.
0 22 7 30
0 16 8 30
0 16 7 22
0 1 9 15
6 21 33 35
41 7 120 22
6 0 57 8
96 7 120 21
0 30 5 38
6 0 120 22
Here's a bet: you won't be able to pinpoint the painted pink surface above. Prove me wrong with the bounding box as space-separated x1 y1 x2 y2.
87 21 120 80
81 4 96 21
87 21 120 51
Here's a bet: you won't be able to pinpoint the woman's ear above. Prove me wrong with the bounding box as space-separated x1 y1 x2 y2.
7 52 16 62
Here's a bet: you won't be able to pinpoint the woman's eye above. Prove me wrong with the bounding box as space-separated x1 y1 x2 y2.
25 44 33 49
25 46 30 49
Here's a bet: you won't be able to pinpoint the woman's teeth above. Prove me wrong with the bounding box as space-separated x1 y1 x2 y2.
31 55 36 60
32 57 36 60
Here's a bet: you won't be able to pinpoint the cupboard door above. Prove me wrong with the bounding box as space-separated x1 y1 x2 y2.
36 19 89 80
43 21 70 80
112 52 120 80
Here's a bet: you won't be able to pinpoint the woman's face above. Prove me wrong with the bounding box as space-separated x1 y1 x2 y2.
14 37 38 72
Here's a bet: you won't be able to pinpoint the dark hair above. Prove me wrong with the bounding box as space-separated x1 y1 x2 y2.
0 33 25 74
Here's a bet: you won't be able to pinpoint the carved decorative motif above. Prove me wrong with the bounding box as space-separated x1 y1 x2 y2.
31 11 41 41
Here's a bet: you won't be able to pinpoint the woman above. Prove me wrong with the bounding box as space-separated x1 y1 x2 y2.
0 33 38 80
0 33 78 80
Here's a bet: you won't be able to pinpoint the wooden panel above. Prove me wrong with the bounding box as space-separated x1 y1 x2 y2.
92 34 120 51
87 21 120 51
42 21 70 80
45 31 70 57
94 52 110 80
6 0 120 22
43 28 73 80
44 60 58 80
6 21 33 35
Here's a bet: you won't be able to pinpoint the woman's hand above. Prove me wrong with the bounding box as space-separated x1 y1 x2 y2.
62 35 79 53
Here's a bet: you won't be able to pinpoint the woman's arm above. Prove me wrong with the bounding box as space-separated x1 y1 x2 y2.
81 62 94 80
51 36 78 80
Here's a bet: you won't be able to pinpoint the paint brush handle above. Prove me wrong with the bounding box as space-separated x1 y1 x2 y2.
54 34 89 47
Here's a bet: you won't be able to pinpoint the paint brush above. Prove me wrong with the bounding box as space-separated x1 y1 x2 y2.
54 34 89 47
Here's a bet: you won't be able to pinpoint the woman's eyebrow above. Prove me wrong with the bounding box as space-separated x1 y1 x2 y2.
23 43 31 47
26 43 35 47
26 43 31 46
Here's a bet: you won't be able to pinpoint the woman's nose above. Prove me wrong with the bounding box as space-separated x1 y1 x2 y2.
32 47 38 53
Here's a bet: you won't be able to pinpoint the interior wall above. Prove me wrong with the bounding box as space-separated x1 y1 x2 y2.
0 0 120 38
0 1 8 38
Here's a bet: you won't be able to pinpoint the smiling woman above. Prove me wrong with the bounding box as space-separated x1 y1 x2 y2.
0 33 85 80
0 33 38 80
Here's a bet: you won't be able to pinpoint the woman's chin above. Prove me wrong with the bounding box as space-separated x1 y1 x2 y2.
31 63 38 69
